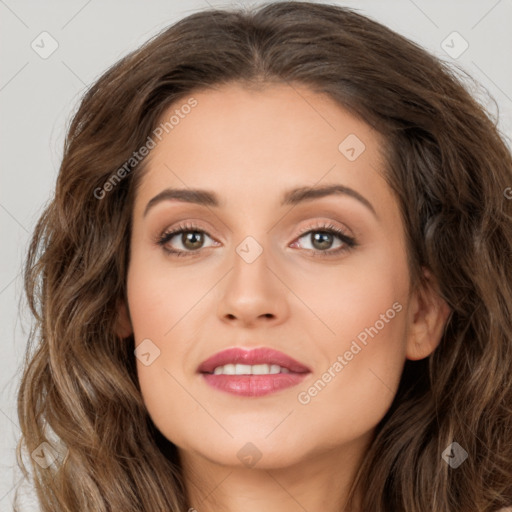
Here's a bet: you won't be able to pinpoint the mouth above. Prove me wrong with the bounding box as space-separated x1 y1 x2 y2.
197 347 311 397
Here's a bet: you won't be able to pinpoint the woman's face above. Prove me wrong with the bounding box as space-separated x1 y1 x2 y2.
122 82 442 470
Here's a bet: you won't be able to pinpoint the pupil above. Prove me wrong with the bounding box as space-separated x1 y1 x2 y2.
183 231 203 249
313 232 332 250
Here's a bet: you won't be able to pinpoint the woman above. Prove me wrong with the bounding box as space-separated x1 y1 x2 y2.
16 2 512 511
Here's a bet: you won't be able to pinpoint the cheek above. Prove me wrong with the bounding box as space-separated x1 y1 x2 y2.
289 247 409 435
295 296 407 444
282 240 408 350
126 249 208 340
126 254 213 445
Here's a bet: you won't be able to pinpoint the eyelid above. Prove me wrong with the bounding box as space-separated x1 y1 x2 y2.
295 219 353 238
154 219 219 241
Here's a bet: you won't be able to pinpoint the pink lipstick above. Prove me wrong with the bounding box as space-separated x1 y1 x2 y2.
197 347 311 397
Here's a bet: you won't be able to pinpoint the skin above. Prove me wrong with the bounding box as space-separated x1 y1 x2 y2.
116 82 450 512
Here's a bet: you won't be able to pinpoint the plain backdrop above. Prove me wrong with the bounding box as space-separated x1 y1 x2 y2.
1 0 511 509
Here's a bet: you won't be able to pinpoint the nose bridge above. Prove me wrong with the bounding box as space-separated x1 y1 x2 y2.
216 231 289 324
230 233 273 297
229 207 274 280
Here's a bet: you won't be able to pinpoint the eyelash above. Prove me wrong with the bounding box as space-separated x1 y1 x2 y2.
155 221 358 258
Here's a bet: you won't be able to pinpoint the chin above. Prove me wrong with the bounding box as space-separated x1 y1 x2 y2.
198 439 310 470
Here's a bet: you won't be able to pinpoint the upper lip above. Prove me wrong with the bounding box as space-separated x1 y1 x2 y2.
197 347 312 374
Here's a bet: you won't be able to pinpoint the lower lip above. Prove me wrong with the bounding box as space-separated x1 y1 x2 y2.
201 373 309 397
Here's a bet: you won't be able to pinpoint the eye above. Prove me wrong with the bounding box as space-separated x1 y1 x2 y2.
155 222 219 257
155 221 357 258
292 222 357 257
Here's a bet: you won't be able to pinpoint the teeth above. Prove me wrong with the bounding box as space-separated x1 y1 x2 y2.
212 363 291 375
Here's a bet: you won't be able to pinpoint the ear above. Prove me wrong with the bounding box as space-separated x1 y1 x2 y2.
406 267 451 361
115 299 133 340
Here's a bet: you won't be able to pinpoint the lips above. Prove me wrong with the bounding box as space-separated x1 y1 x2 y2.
197 347 311 374
197 347 312 397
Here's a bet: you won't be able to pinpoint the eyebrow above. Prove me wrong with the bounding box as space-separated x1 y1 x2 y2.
143 184 377 218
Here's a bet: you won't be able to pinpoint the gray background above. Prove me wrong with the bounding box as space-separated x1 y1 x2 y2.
1 0 511 509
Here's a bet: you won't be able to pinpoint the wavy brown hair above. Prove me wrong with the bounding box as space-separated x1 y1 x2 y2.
15 2 512 511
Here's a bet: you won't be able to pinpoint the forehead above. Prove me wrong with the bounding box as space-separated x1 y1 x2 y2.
133 82 391 215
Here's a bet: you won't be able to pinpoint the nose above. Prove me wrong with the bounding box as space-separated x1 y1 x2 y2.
216 243 290 328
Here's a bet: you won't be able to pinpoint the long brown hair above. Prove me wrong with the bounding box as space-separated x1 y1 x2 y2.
16 2 512 510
